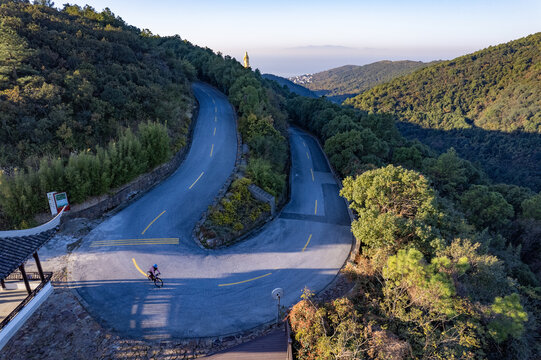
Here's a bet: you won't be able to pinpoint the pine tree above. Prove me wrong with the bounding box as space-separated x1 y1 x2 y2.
0 22 32 85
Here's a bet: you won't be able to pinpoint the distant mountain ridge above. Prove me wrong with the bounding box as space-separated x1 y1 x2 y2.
345 33 541 190
345 34 541 134
290 60 434 102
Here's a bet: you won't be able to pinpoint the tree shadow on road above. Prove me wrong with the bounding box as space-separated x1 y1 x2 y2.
59 266 341 340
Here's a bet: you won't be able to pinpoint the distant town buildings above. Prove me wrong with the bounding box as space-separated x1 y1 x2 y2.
289 74 313 85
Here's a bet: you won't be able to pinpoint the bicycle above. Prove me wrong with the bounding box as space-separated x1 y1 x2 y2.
148 273 163 288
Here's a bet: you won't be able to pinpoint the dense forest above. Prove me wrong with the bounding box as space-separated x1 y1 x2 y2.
283 89 541 359
0 1 288 229
0 1 194 168
345 33 541 190
290 60 433 103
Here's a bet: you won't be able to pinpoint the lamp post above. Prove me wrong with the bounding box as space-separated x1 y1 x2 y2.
272 288 284 325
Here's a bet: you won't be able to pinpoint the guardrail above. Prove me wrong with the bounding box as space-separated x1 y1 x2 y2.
0 272 53 331
0 206 65 238
284 313 293 360
5 271 46 282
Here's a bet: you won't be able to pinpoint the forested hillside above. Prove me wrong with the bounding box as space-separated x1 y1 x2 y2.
345 33 541 190
290 60 432 102
286 88 541 360
0 2 194 168
0 2 289 230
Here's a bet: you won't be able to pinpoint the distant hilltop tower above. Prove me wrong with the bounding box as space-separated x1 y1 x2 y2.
243 51 250 68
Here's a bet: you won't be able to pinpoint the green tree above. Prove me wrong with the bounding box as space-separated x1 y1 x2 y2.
460 185 514 231
289 288 366 360
438 238 508 303
491 184 534 216
422 148 470 198
324 129 387 176
341 164 438 219
392 145 423 169
0 22 32 84
321 114 361 138
246 157 285 197
521 192 541 220
108 129 146 187
341 165 444 258
383 248 460 316
248 134 287 172
33 0 55 7
138 122 171 170
488 293 528 343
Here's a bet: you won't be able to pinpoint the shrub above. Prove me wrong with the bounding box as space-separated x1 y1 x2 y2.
460 185 514 231
246 157 285 197
488 293 528 343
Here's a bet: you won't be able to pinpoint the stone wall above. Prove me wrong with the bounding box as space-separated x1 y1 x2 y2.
248 184 275 215
192 104 288 250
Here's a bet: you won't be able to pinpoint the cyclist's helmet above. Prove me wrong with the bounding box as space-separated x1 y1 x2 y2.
153 264 158 269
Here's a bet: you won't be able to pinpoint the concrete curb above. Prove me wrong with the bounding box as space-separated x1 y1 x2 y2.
191 93 243 250
289 125 358 301
191 97 292 250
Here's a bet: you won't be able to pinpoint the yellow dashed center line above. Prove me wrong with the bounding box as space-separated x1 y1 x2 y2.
213 127 216 136
302 234 313 252
311 168 314 182
315 199 318 215
91 238 179 247
306 152 310 160
141 210 166 235
218 273 272 287
214 115 217 122
303 141 306 147
132 258 149 277
210 144 214 157
212 99 215 104
215 106 217 113
189 171 204 189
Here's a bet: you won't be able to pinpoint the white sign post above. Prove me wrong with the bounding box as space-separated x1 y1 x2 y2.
54 192 69 210
47 192 57 216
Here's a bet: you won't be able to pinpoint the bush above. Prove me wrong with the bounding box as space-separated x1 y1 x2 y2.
246 157 286 197
205 177 271 243
289 289 365 360
460 185 514 231
521 192 541 220
341 165 445 257
324 129 388 176
488 293 528 343
0 124 172 228
139 122 171 170
108 129 147 187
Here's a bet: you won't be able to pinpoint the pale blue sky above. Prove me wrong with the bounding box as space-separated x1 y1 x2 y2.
65 1 541 76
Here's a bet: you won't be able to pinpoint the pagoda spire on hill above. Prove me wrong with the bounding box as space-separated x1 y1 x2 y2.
243 51 250 68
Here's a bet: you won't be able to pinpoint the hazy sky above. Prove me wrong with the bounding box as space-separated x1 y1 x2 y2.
65 0 541 76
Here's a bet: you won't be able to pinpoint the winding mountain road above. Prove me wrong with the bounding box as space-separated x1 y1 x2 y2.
68 82 352 339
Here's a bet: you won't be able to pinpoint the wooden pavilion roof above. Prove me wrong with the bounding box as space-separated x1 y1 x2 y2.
0 229 56 280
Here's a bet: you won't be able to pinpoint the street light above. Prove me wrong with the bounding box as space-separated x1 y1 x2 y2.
272 288 284 325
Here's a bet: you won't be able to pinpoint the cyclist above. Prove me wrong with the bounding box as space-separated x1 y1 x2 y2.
148 264 160 281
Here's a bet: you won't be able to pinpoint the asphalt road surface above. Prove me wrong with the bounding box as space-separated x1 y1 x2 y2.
69 82 352 340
